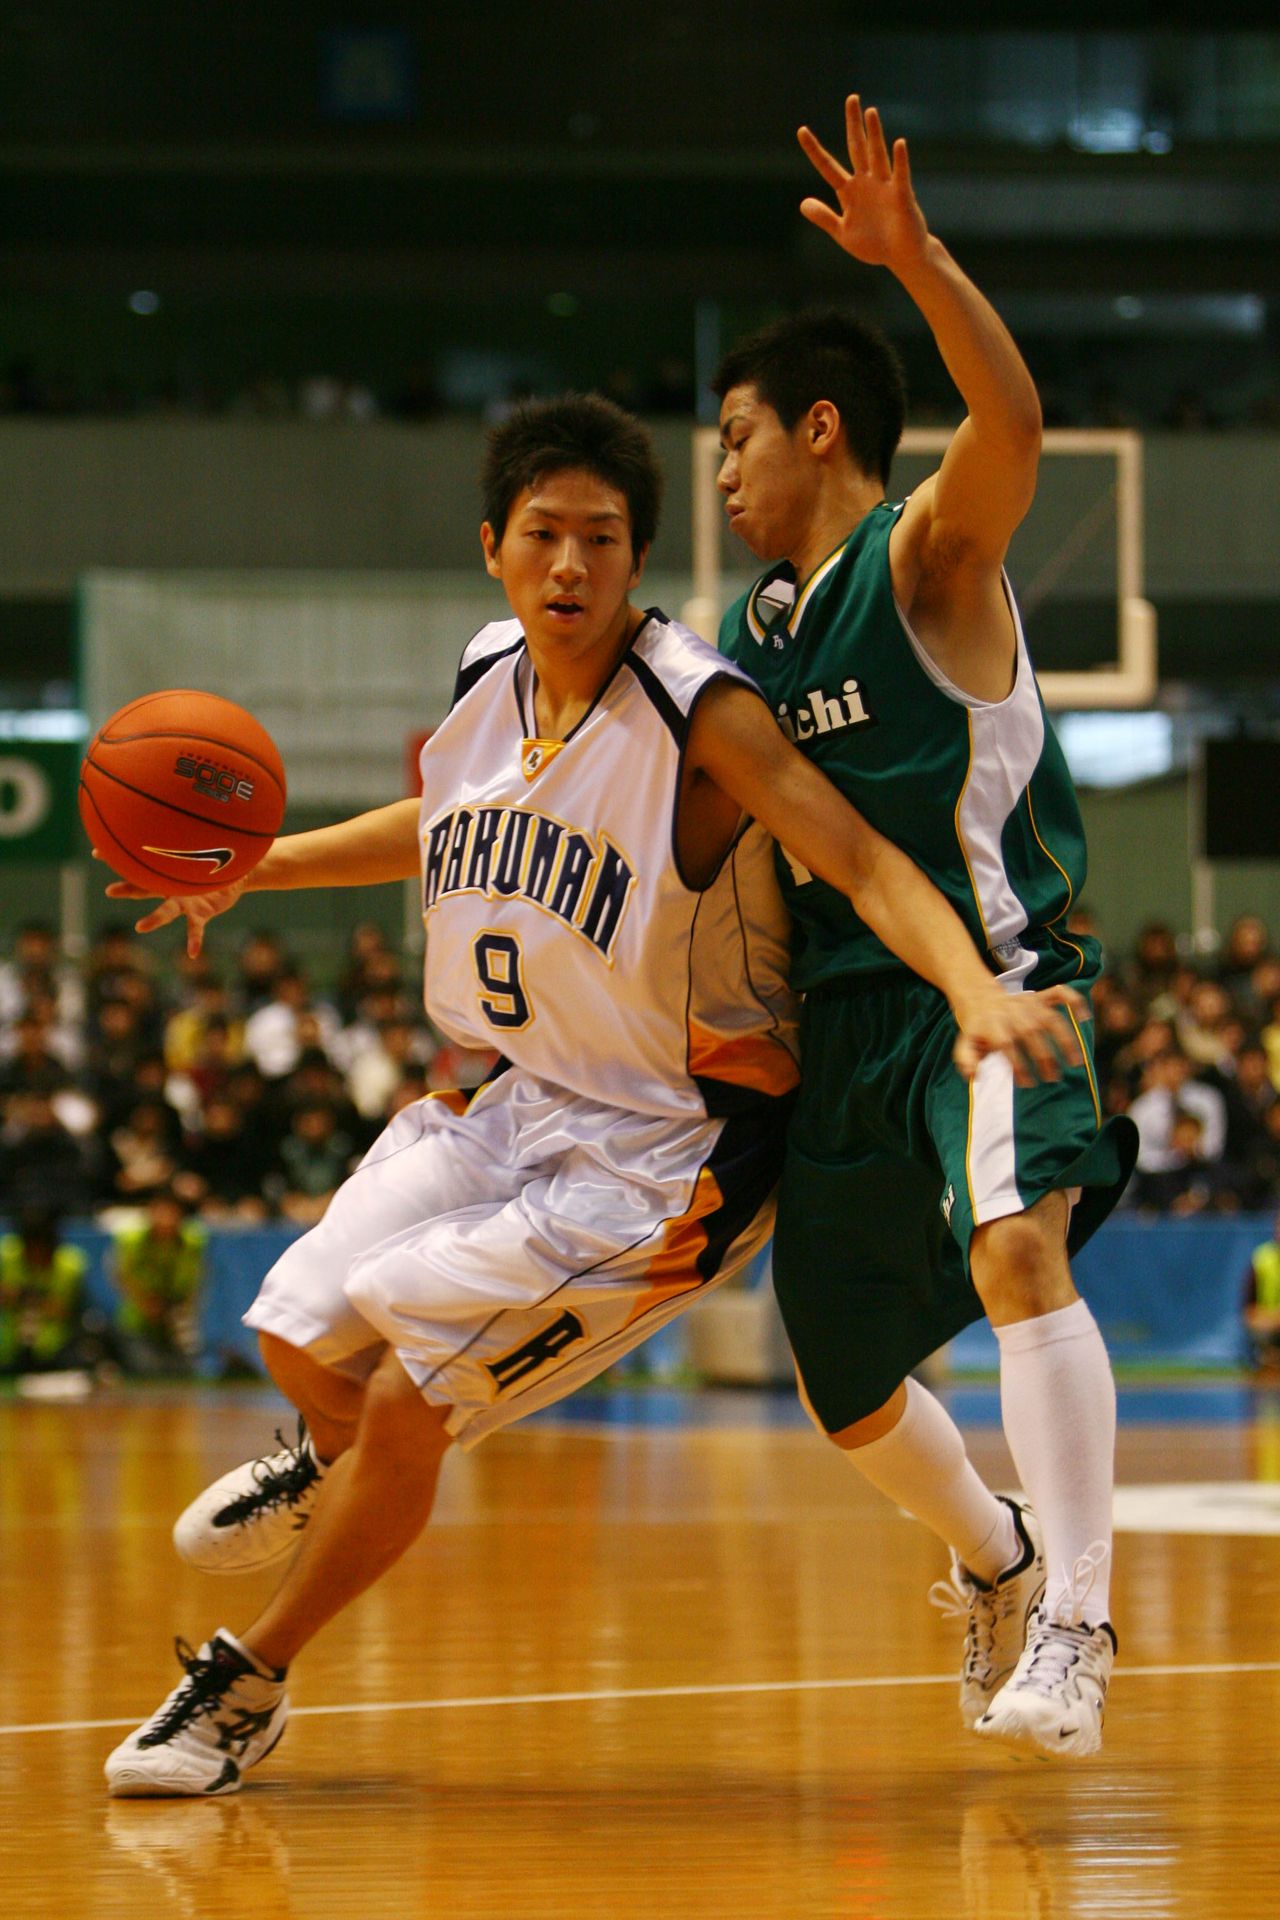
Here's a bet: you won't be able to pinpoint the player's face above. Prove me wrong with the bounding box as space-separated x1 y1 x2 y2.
717 385 823 564
482 468 645 659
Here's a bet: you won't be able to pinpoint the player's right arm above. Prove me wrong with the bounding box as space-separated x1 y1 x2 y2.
688 681 1085 1085
103 796 421 958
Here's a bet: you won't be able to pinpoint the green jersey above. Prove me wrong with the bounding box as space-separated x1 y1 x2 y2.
720 500 1096 993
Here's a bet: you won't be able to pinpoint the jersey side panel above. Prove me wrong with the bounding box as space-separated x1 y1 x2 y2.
721 503 1090 989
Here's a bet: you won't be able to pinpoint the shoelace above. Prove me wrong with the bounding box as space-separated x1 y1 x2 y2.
216 1420 318 1523
141 1639 244 1743
928 1564 978 1622
1012 1543 1112 1700
929 1563 1024 1678
1045 1540 1108 1629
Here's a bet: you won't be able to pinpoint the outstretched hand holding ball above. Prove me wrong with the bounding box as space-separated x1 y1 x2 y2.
81 689 286 954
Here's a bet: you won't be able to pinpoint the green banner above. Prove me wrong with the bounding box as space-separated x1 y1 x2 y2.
0 741 84 863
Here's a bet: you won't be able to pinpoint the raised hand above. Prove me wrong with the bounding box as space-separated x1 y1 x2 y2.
95 856 246 958
797 95 929 275
950 981 1089 1088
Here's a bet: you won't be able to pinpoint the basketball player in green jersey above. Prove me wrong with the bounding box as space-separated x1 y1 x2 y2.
715 97 1138 1759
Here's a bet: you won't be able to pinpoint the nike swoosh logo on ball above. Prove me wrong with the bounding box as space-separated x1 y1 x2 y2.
143 846 236 871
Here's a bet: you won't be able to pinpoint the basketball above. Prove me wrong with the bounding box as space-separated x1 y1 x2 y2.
78 689 286 894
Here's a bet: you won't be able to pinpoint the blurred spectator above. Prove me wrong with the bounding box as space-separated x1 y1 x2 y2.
0 1092 98 1214
1124 921 1180 1009
1217 915 1272 1013
1127 1049 1227 1176
1242 1212 1280 1373
0 921 84 1030
83 997 149 1119
121 1052 193 1140
85 925 153 1023
1264 995 1280 1093
1248 960 1280 1042
109 1192 206 1376
106 1098 182 1205
1208 1041 1278 1209
235 931 288 1013
244 969 340 1079
346 1015 430 1121
165 974 244 1075
1130 1110 1221 1215
269 1101 356 1226
1092 983 1143 1084
1109 1015 1178 1099
173 1094 269 1222
222 1060 285 1159
0 1208 92 1378
183 1015 242 1106
0 1013 72 1105
1175 979 1236 1071
113 965 164 1047
334 922 396 1022
279 1046 368 1147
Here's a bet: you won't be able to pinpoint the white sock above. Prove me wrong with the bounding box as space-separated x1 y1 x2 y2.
841 1377 1018 1583
995 1299 1116 1626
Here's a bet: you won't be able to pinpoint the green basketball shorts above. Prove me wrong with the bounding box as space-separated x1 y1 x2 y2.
773 966 1137 1433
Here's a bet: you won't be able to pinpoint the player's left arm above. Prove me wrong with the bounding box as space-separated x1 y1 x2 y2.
688 681 1085 1084
798 96 1040 599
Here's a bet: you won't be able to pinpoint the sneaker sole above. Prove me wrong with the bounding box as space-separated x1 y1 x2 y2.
974 1711 1102 1762
106 1714 288 1798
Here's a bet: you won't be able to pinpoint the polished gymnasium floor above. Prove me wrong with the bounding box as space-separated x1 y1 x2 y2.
2 1383 1278 1919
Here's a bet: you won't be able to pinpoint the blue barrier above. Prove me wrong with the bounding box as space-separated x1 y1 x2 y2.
946 1212 1269 1372
9 1211 1272 1377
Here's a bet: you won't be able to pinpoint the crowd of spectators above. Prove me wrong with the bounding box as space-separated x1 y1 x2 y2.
0 356 700 426
0 917 495 1386
1089 911 1280 1219
6 352 1280 435
3 909 1279 1385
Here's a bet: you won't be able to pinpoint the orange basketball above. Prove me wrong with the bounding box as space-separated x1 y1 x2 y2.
79 689 286 894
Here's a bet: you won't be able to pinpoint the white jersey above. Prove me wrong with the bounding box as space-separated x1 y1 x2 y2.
417 610 800 1121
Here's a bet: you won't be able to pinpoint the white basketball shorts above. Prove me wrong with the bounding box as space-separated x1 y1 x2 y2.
244 1068 787 1447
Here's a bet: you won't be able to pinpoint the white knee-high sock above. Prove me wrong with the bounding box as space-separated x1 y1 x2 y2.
994 1298 1116 1625
842 1378 1018 1583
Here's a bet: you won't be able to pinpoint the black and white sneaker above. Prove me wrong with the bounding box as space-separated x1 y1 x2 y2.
929 1497 1046 1730
975 1542 1116 1758
105 1631 288 1797
173 1420 326 1574
976 1611 1116 1758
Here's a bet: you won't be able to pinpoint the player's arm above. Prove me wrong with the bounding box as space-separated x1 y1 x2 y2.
797 97 1040 593
103 797 421 958
688 682 1084 1083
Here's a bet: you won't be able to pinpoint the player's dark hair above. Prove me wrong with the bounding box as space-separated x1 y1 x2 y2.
482 393 662 559
712 309 907 487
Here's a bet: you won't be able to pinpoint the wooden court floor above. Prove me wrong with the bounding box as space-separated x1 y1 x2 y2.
2 1390 1278 1919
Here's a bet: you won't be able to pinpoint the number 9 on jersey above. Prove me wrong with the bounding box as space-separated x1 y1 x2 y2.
473 932 532 1029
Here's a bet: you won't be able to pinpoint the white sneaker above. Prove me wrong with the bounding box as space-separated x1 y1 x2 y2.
929 1498 1046 1730
105 1631 288 1797
975 1602 1116 1759
173 1421 325 1574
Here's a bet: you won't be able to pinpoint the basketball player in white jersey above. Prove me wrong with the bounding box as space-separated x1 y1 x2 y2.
103 395 1087 1797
